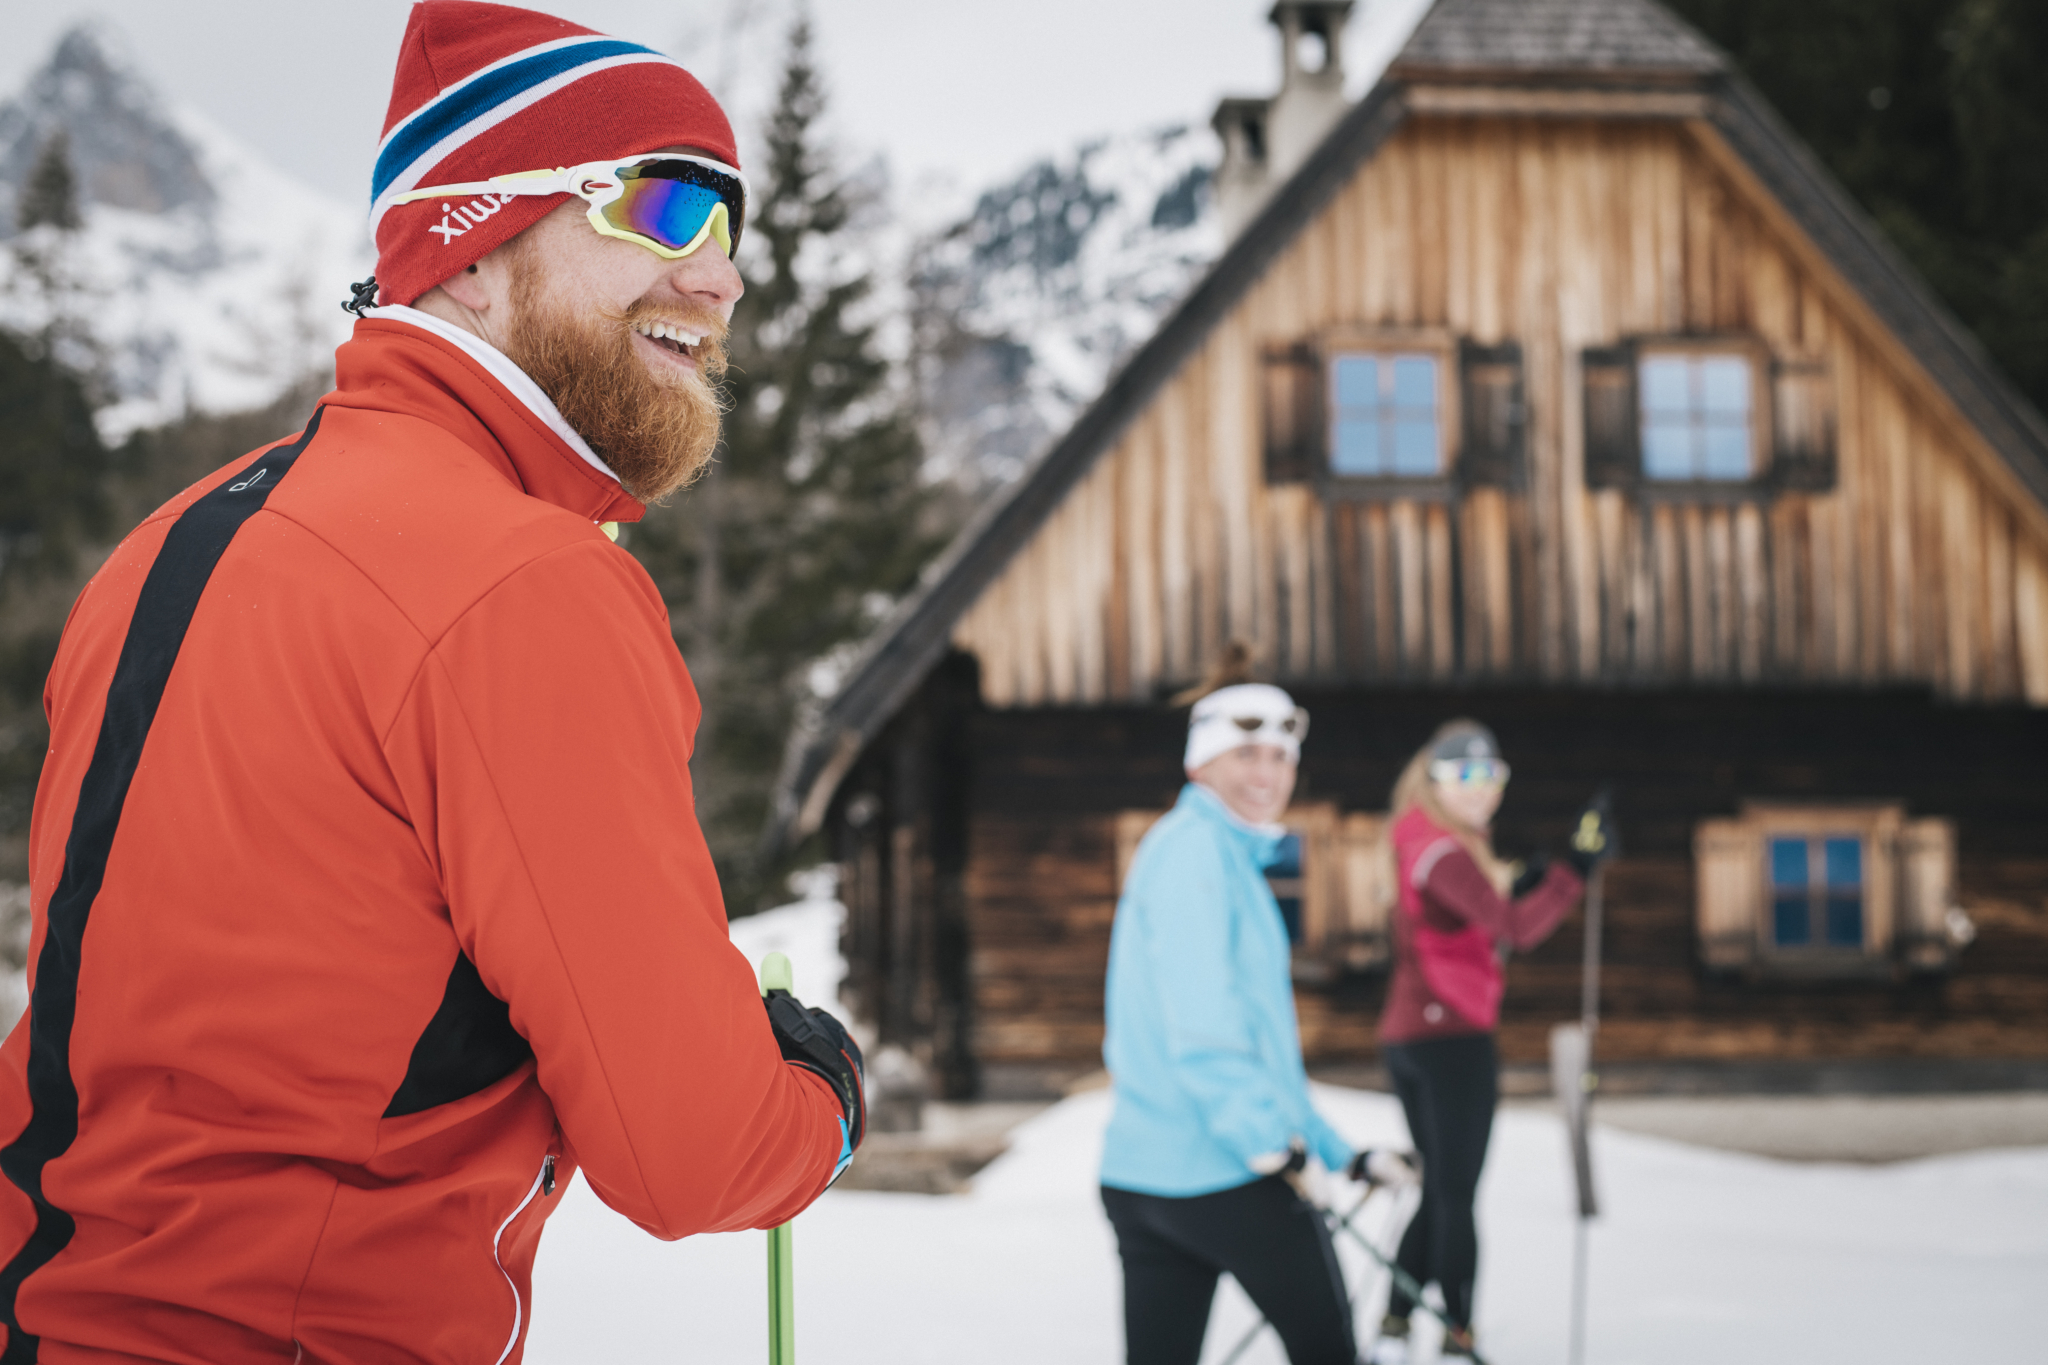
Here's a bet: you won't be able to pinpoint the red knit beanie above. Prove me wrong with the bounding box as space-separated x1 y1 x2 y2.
369 1 739 307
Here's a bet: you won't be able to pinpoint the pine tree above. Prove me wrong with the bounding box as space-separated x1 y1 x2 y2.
1667 0 2048 410
8 127 104 393
16 130 83 232
629 19 946 912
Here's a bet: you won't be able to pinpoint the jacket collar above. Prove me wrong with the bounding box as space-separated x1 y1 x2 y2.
325 307 647 525
1178 783 1288 865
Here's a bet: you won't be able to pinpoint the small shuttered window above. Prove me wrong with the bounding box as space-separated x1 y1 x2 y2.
1694 803 1963 976
1584 338 1831 491
1639 352 1756 481
1329 353 1445 477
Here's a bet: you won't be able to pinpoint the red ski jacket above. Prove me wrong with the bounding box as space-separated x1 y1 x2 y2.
0 309 846 1363
1379 807 1580 1044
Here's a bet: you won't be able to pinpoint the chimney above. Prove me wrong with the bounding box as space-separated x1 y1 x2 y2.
1212 1 1356 241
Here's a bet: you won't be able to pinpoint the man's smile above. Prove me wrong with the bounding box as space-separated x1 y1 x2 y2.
631 320 706 372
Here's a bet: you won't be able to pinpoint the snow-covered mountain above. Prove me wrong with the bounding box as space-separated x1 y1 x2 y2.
909 124 1222 489
0 27 369 439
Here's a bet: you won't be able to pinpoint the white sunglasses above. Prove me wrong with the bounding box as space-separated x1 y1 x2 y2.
391 152 751 260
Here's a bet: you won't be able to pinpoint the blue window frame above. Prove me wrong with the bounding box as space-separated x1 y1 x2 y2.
1639 352 1754 481
1329 353 1442 477
1767 834 1865 950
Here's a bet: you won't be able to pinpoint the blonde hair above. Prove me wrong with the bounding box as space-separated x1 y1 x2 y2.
1169 640 1257 707
1389 719 1516 897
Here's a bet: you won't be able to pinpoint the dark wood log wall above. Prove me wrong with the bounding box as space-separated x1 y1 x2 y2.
952 686 2048 1077
829 653 980 1097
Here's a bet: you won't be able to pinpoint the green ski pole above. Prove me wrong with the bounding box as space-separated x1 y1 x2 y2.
759 952 797 1365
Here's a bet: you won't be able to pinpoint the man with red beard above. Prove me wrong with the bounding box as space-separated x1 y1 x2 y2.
0 4 863 1360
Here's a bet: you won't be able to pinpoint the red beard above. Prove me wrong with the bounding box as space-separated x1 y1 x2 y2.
501 250 730 504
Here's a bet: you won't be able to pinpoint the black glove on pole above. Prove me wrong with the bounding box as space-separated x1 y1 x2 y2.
1510 852 1551 898
764 987 868 1152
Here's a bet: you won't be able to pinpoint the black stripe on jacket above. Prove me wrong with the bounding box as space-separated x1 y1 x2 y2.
0 413 324 1359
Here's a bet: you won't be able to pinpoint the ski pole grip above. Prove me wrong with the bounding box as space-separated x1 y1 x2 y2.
760 951 794 996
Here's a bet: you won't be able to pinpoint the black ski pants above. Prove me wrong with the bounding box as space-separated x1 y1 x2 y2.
1383 1032 1498 1331
1101 1175 1356 1365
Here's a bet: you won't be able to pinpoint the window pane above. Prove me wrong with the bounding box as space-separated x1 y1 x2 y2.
1699 356 1750 413
1700 424 1751 480
1273 896 1304 944
1332 418 1382 475
1392 419 1440 474
1773 895 1811 946
1266 832 1304 878
1642 424 1694 480
1825 896 1864 947
1770 838 1809 888
1824 838 1862 886
1333 355 1379 411
1392 356 1436 408
1640 357 1690 413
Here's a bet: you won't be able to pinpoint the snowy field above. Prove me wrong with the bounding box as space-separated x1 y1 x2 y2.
524 902 2048 1363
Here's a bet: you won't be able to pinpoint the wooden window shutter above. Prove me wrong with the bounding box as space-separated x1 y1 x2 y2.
1336 812 1393 971
1261 342 1323 484
1771 359 1837 490
1897 818 1957 970
1458 341 1525 486
1290 801 1342 950
1581 345 1639 489
1693 818 1758 969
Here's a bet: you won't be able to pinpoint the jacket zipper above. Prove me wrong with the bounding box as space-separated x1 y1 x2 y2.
491 1154 556 1365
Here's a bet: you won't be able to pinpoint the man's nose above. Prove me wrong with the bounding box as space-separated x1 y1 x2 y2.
667 245 744 313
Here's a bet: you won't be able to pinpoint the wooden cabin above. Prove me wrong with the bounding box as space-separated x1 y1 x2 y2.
767 0 2048 1099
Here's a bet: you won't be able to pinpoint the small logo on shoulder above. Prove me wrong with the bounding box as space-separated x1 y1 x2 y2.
228 468 268 493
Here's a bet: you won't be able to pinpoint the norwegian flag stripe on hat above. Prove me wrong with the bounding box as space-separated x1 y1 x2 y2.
369 36 666 229
369 2 738 307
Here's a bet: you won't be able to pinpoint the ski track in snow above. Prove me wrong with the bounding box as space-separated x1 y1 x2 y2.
532 897 2047 1363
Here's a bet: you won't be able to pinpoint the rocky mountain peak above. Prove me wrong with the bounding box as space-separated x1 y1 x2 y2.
0 25 214 234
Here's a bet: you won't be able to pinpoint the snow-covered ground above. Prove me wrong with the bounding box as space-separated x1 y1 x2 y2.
529 897 2048 1363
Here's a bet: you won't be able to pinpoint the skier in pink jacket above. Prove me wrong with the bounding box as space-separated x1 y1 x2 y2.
1369 720 1610 1364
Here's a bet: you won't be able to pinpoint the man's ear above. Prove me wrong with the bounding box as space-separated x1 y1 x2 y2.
433 260 494 312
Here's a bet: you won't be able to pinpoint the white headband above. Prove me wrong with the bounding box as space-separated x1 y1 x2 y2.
1184 683 1308 771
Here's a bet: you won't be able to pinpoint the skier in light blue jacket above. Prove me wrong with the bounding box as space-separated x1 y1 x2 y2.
1100 674 1414 1365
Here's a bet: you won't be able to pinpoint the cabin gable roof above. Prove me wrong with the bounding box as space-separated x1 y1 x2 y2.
1394 0 1723 80
768 0 2048 853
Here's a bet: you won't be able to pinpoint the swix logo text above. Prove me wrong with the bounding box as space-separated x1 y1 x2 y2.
428 194 515 245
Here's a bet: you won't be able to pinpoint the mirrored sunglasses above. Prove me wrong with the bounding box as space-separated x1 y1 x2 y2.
1227 708 1311 741
392 153 750 260
1430 757 1510 787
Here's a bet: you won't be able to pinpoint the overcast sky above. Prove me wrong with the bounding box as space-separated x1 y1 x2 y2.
1 0 1432 210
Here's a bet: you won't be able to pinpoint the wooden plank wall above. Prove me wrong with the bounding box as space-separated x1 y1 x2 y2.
952 116 2048 707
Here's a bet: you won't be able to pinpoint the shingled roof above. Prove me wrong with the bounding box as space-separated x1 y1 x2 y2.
1392 0 1724 78
764 0 2048 855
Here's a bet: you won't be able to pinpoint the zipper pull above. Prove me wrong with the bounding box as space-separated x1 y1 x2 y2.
542 1154 557 1197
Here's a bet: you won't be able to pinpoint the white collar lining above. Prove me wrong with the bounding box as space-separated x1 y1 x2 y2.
372 304 619 486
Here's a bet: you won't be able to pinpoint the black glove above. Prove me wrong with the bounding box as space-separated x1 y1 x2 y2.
1565 788 1618 878
1348 1148 1421 1188
763 989 867 1152
1510 853 1551 898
